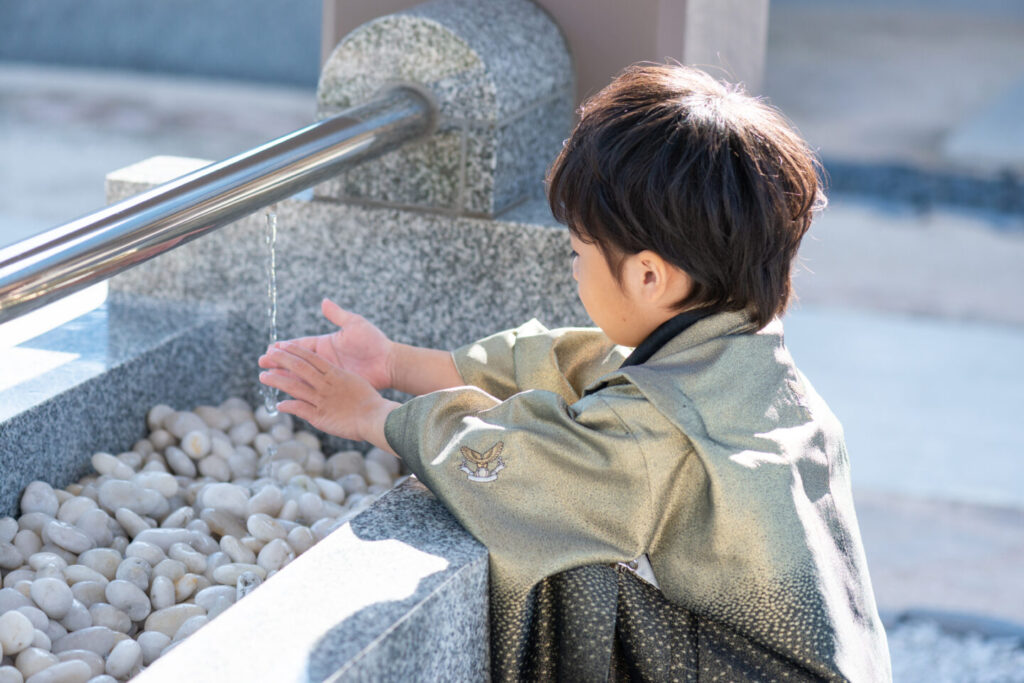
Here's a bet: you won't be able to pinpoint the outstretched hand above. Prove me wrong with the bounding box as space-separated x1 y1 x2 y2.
259 342 398 452
258 298 394 390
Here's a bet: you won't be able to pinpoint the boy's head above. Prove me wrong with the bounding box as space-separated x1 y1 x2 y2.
547 63 824 331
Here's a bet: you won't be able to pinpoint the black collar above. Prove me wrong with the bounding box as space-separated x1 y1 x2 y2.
619 308 713 368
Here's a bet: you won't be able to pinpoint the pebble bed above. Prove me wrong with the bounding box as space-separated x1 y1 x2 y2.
0 398 401 683
889 619 1024 683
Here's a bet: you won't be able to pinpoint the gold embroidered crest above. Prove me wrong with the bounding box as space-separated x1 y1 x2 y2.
459 441 505 482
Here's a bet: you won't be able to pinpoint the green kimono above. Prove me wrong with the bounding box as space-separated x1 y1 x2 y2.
385 310 891 681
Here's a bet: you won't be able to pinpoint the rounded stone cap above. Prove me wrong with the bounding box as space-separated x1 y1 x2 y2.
318 0 572 122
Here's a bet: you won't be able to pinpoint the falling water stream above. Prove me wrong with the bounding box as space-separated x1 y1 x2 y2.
260 210 280 417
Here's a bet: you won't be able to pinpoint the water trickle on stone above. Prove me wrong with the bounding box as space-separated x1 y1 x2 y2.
261 211 280 418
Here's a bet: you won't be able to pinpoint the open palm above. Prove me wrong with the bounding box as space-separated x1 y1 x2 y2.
260 299 394 390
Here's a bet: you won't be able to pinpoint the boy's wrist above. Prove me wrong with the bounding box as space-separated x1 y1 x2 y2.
358 397 401 456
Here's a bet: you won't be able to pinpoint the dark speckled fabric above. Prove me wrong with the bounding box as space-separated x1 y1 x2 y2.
386 312 891 682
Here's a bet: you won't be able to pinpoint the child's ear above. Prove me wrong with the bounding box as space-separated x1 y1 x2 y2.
630 251 692 306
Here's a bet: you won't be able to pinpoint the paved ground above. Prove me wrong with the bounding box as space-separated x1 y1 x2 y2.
1 0 1023 653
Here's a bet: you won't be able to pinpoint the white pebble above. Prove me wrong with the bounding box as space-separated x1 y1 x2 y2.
304 450 326 477
197 455 231 482
0 610 35 655
286 526 315 555
219 536 255 564
0 542 24 570
179 430 211 459
97 481 163 517
62 566 106 586
143 605 204 639
0 665 23 683
68 583 105 609
246 486 283 517
124 541 165 570
168 544 205 574
89 454 132 481
246 514 285 543
15 607 48 632
200 507 249 537
256 539 293 573
72 510 112 548
171 615 208 642
228 421 258 446
148 574 175 611
103 581 150 622
132 528 190 553
131 472 177 499
14 647 57 679
18 513 52 536
87 604 130 634
23 659 91 683
114 558 150 592
151 559 186 583
212 563 265 586
35 562 65 580
54 650 103 679
136 630 170 667
42 521 93 555
132 439 155 457
13 530 42 559
58 599 91 632
41 620 66 644
364 460 393 488
366 447 401 477
56 498 96 526
278 499 299 522
146 405 174 433
185 531 216 557
199 484 249 518
314 478 345 504
193 586 234 611
51 626 117 657
208 430 234 460
76 551 120 582
253 433 278 459
163 447 196 478
112 509 149 539
194 405 231 431
4 570 33 590
294 431 321 451
21 483 59 518
30 579 73 620
30 629 50 650
173 574 200 603
148 429 174 452
227 451 258 480
325 451 363 479
338 474 368 496
116 451 142 471
104 638 140 679
165 412 206 440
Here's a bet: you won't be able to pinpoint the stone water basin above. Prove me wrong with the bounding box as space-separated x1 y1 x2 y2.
0 398 403 682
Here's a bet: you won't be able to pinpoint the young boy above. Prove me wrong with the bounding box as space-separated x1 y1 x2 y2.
259 64 891 681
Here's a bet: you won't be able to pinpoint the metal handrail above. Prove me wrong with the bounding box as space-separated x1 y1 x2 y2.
0 87 436 324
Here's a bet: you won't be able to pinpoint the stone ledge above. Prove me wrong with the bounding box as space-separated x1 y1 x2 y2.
136 481 489 682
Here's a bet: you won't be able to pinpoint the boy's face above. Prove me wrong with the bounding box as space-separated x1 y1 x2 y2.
570 233 642 347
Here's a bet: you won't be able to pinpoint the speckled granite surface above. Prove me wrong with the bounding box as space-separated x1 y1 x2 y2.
317 0 573 216
107 161 588 355
137 481 489 682
0 293 250 517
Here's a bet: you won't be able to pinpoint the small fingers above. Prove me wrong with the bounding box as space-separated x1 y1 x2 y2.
280 342 333 375
259 369 315 403
275 399 317 424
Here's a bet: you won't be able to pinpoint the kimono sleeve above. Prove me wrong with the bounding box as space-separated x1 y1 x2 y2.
453 319 630 402
384 382 660 591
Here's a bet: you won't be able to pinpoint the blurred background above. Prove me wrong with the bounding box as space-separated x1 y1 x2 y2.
1 0 1022 678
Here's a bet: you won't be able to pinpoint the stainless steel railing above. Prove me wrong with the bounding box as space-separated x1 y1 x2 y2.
0 87 436 324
